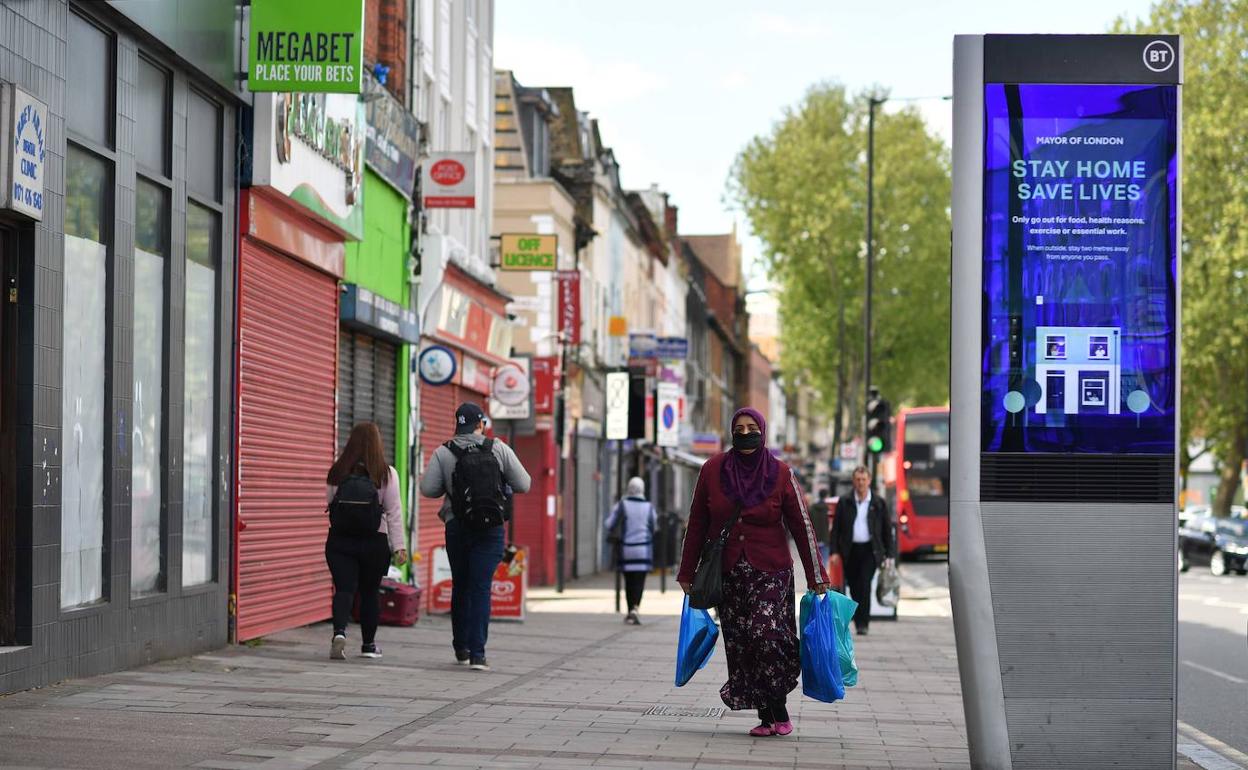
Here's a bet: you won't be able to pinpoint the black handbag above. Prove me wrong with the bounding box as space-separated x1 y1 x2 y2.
688 504 743 610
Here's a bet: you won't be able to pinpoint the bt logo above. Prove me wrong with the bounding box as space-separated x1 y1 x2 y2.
1143 40 1175 73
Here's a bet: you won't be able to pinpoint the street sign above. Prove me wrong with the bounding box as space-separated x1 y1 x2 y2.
608 316 628 337
500 234 557 271
489 357 531 420
0 85 45 221
416 345 456 385
557 270 580 345
605 371 630 440
628 332 658 359
422 152 475 208
248 0 365 93
656 382 680 447
656 336 688 360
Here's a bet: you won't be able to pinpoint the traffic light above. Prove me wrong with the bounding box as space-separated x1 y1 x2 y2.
865 389 891 455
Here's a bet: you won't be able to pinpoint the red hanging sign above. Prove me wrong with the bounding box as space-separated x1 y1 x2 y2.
557 270 580 346
532 356 558 414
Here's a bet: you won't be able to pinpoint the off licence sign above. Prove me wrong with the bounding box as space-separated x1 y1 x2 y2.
500 234 557 271
248 0 365 93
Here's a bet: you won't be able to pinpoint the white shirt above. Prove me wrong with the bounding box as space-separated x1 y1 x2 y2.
852 491 872 544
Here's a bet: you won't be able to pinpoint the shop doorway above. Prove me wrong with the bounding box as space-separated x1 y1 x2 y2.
1 231 16 644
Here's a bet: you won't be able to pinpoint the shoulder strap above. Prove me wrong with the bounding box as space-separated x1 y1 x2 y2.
482 438 494 452
714 503 744 544
445 441 465 458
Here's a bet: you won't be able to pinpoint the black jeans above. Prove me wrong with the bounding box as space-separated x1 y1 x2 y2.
325 532 391 644
757 696 789 724
846 542 877 630
623 571 646 611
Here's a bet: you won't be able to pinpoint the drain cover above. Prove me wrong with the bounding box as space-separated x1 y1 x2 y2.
643 705 725 719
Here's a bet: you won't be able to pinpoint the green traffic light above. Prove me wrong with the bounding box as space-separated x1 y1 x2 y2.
867 436 884 453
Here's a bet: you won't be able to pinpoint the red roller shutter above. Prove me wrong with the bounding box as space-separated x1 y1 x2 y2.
417 381 459 588
236 240 338 641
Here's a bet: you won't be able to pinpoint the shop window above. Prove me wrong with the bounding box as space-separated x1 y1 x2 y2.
132 178 168 596
134 57 170 178
183 203 217 586
187 91 221 202
67 13 112 148
61 145 110 609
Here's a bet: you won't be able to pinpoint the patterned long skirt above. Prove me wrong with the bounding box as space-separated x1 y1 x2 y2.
718 557 800 710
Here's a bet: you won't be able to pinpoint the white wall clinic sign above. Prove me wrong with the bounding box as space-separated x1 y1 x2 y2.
0 84 45 221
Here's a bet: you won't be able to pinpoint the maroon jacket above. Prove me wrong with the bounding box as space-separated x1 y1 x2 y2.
677 453 828 587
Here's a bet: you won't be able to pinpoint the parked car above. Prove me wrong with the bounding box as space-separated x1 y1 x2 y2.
1179 515 1248 576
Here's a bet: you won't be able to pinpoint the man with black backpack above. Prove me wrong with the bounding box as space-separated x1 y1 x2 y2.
420 402 530 671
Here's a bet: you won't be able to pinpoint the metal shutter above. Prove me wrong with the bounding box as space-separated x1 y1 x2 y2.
337 330 397 460
417 382 459 584
373 339 397 460
575 437 602 578
236 241 337 641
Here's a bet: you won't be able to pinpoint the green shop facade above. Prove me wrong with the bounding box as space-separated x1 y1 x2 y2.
337 75 421 577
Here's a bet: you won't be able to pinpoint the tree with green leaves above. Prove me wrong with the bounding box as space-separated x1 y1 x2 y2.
730 84 951 446
1117 1 1248 514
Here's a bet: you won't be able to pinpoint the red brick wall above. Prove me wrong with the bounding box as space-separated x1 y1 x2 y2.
365 0 407 105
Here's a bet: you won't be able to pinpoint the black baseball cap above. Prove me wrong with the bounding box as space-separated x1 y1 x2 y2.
455 402 486 434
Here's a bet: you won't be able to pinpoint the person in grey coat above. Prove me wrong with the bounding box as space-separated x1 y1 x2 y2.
604 476 658 625
420 403 531 670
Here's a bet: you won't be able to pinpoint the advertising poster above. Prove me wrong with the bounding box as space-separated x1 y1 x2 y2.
427 545 527 620
981 83 1178 454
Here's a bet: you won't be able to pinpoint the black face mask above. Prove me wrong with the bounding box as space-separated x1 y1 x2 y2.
732 430 764 451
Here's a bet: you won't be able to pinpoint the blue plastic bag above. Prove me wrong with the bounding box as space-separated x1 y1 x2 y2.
800 592 846 702
824 590 859 687
675 595 719 686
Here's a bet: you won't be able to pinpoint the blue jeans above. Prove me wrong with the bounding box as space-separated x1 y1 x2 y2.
444 517 505 659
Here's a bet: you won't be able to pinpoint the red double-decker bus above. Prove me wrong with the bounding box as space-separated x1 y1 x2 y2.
881 406 950 558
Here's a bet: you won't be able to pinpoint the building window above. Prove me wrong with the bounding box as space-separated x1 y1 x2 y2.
183 202 217 586
61 12 114 610
62 144 110 609
131 54 172 597
132 176 168 596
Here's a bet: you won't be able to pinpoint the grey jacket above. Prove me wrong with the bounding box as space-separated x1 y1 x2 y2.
419 433 532 523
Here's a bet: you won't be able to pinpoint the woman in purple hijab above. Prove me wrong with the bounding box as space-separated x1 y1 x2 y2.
677 407 829 737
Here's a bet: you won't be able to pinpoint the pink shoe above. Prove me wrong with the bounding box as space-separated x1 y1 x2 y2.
773 720 794 736
749 723 776 737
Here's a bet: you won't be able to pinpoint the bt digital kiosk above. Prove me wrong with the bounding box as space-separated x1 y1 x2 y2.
951 35 1181 769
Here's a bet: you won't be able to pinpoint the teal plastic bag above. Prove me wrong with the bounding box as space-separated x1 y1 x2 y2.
675 595 719 686
801 590 859 687
800 592 845 702
825 590 859 687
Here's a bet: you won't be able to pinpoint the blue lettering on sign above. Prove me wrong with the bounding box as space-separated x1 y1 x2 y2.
10 100 44 214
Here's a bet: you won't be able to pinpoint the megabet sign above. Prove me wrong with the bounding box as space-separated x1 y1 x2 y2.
248 0 364 93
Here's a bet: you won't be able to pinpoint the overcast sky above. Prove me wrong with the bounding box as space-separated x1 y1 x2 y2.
495 0 1159 285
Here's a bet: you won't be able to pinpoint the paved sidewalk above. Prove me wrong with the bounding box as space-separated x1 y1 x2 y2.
0 571 969 770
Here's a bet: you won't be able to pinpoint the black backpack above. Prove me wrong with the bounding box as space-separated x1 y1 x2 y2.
446 439 507 530
327 473 383 536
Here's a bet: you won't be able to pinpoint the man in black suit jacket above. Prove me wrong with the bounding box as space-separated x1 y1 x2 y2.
831 466 896 635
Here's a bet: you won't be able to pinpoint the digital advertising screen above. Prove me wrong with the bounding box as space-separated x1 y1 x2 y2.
981 83 1178 454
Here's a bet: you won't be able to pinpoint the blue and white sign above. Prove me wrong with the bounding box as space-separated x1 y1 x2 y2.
2 85 45 221
417 345 457 385
656 336 688 360
655 382 680 448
